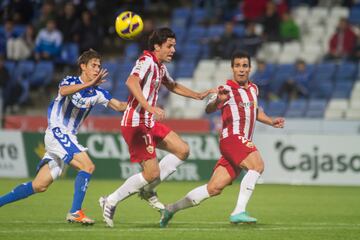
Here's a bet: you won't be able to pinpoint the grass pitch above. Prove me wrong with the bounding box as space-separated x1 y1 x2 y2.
0 179 359 240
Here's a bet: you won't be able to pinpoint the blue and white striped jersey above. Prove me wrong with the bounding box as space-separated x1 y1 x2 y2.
47 76 112 134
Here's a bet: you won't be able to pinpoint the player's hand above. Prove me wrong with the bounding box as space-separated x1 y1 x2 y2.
91 68 108 86
150 106 165 121
198 88 217 100
216 86 230 103
272 117 285 128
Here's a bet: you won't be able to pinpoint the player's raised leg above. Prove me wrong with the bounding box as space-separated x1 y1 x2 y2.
160 165 232 228
66 152 95 225
0 161 53 207
229 151 263 224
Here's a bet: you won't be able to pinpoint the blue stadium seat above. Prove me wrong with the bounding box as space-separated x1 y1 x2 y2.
332 82 353 98
175 60 196 78
124 43 140 61
309 62 336 89
58 43 79 65
207 25 225 38
334 62 357 82
29 61 54 87
13 25 26 37
14 60 35 104
310 82 334 99
270 64 295 93
164 62 175 76
349 8 360 25
258 99 267 112
182 43 201 61
267 100 287 117
305 99 327 118
200 44 211 59
186 26 207 43
15 60 35 80
171 25 187 43
111 87 129 102
233 24 246 37
172 7 191 28
102 61 119 91
191 8 207 24
119 61 134 77
4 60 16 80
285 99 307 118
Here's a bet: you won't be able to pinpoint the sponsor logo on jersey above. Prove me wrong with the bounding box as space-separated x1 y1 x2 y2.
238 101 255 108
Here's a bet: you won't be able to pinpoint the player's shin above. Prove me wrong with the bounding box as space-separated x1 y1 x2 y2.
231 170 260 215
107 172 148 206
70 171 92 213
0 182 35 207
167 184 210 213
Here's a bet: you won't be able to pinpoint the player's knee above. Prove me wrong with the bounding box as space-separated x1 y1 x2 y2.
33 183 49 193
207 185 223 196
83 163 95 174
246 159 264 173
88 163 95 174
143 169 160 182
253 161 264 173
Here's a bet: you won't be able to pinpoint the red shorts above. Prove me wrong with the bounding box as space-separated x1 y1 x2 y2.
213 135 257 180
121 122 171 163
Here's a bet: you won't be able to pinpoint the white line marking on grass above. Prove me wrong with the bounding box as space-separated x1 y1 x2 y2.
0 225 359 234
1 220 360 227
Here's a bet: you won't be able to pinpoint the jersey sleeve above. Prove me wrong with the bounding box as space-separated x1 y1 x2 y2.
130 56 152 80
59 76 77 87
95 87 112 107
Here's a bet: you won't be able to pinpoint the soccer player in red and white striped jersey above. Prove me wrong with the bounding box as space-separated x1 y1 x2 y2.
159 52 285 227
99 28 213 227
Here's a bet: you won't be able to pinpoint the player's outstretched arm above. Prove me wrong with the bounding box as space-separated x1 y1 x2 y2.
257 108 285 128
107 99 127 112
163 81 214 100
59 69 108 96
126 74 165 120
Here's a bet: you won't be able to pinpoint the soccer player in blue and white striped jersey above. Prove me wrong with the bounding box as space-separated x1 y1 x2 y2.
0 49 127 225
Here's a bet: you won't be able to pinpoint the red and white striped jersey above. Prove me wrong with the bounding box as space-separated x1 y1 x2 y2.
211 80 259 140
121 51 174 128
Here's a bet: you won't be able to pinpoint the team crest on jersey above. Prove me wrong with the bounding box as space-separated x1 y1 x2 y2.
146 145 154 154
246 141 255 148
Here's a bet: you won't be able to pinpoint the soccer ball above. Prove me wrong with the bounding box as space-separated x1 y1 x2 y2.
115 11 143 40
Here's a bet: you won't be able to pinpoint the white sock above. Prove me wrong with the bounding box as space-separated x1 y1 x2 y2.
231 170 260 216
168 184 210 213
143 154 183 192
107 173 148 206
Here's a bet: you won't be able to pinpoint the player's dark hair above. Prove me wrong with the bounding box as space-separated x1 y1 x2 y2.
231 51 251 67
148 27 176 51
77 48 101 71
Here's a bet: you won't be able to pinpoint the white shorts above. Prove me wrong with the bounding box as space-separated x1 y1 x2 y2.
37 127 88 180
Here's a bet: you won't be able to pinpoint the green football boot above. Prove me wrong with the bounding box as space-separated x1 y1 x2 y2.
229 212 257 224
159 208 174 228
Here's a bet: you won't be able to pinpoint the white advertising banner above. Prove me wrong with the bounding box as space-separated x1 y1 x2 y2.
0 131 28 178
254 134 360 186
